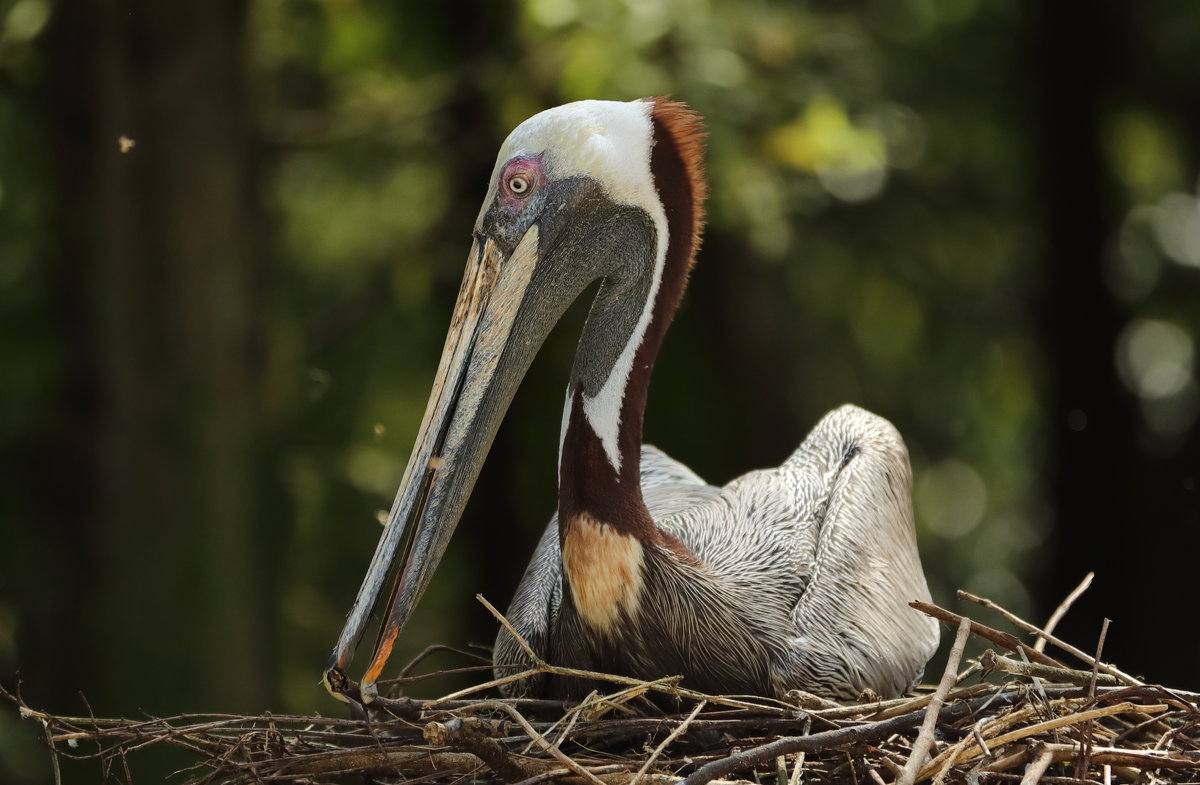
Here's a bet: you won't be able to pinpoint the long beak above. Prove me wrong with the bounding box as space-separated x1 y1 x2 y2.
324 227 545 703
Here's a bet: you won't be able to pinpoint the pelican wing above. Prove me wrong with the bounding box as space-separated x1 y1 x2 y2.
495 406 938 699
640 405 938 699
774 404 940 698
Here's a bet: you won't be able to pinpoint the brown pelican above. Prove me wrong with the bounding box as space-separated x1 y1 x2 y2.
324 98 938 704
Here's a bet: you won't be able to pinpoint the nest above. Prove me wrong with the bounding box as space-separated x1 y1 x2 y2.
5 585 1199 785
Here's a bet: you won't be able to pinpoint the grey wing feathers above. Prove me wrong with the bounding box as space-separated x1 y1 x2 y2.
777 404 939 698
495 407 939 700
492 519 561 695
640 444 722 518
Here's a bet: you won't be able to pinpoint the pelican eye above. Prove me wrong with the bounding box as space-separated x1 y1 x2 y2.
508 175 532 196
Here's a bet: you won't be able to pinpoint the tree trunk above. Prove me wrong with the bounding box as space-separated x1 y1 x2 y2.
39 0 271 712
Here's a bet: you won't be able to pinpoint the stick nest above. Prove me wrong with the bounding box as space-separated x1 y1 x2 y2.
5 590 1198 785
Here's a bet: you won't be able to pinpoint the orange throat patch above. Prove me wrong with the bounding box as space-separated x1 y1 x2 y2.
561 512 645 633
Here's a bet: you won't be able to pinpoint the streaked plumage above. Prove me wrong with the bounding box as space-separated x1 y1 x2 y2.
325 98 939 705
496 406 937 700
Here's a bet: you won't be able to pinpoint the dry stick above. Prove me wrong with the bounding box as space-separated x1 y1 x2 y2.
545 695 592 753
874 749 904 778
677 678 1065 785
872 683 995 721
930 729 978 785
578 677 682 721
1113 711 1181 747
461 701 607 785
990 743 1200 771
38 716 64 785
909 602 1065 668
979 651 1119 688
249 748 487 780
933 714 1005 785
631 700 707 785
474 594 794 717
972 720 992 758
680 708 933 785
1019 747 1056 785
914 701 1168 781
956 590 1143 687
897 617 972 785
972 773 1100 785
1075 618 1110 781
1036 572 1095 654
511 764 637 785
787 718 812 785
424 718 530 783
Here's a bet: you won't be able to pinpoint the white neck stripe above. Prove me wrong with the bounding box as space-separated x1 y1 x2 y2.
580 207 667 474
501 99 665 476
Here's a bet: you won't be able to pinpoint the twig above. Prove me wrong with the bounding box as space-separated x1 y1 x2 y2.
400 643 492 677
680 711 929 785
677 685 1071 785
1075 618 1110 780
1036 572 1094 653
631 700 706 785
1020 746 1055 785
479 593 543 666
931 726 978 785
916 701 1168 780
987 743 1200 771
979 650 1119 688
473 595 795 717
40 715 64 785
897 616 972 785
971 773 1100 785
909 602 1065 668
973 720 992 758
872 683 995 721
956 591 1142 687
473 701 607 785
424 717 529 783
787 718 811 785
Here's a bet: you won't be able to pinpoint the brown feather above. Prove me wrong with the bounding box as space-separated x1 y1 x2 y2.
645 97 708 271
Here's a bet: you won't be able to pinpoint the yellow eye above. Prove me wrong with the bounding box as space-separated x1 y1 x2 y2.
508 175 531 195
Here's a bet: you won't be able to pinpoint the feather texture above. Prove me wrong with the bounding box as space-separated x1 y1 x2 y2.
495 404 939 700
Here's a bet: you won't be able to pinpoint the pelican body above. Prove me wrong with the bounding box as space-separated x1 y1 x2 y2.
324 98 938 704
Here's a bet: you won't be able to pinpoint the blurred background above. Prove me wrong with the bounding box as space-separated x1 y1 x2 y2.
2 0 1199 780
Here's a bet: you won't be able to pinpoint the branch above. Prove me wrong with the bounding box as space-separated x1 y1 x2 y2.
979 650 1119 687
909 601 1065 668
956 590 1143 686
425 716 530 783
897 616 971 785
1036 571 1094 653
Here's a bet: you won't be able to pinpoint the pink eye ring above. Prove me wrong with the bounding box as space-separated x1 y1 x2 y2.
500 155 544 201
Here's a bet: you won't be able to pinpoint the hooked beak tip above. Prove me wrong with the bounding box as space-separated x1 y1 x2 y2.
321 665 356 704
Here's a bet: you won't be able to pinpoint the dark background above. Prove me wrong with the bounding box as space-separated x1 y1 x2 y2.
2 1 1198 781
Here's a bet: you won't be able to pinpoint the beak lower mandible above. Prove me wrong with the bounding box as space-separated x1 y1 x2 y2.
324 226 542 704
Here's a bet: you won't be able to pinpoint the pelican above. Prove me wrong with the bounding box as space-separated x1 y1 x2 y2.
324 97 938 704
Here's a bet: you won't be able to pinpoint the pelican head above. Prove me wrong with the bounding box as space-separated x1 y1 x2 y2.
324 98 705 702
